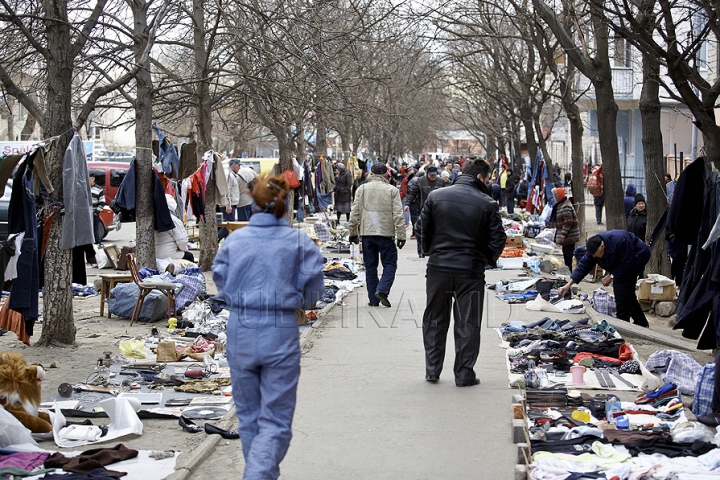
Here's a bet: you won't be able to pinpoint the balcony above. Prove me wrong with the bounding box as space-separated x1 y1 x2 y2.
576 68 634 99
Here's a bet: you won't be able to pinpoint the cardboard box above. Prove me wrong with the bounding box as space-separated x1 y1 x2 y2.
638 282 676 301
506 234 523 247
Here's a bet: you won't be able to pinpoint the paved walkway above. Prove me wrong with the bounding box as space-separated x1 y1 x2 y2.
193 248 589 479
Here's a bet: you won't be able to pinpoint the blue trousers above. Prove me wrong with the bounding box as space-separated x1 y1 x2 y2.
362 236 398 304
218 206 237 240
227 313 300 480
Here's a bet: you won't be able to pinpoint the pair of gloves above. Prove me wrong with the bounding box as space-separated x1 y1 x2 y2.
349 236 405 249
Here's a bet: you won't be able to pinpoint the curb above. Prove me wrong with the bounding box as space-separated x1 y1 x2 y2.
584 304 698 352
164 307 332 479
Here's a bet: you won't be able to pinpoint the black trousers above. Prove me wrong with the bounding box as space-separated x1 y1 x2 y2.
562 244 575 270
595 204 603 223
613 273 649 327
422 274 484 384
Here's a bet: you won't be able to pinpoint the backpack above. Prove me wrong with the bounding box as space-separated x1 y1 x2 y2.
587 165 604 196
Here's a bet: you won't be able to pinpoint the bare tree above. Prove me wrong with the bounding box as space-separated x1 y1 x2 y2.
0 0 139 345
533 0 627 230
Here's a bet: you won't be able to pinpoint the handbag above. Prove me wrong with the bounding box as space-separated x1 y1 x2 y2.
282 169 301 189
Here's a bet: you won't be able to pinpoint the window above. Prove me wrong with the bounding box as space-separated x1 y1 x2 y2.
110 169 126 187
88 169 106 187
614 37 631 68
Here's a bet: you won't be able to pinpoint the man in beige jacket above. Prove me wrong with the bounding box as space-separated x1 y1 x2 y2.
349 162 406 307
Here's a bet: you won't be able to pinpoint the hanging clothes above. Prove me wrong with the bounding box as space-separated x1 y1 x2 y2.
60 135 94 249
153 169 174 233
8 165 39 330
189 169 206 221
110 158 137 222
0 295 29 345
0 154 23 191
212 153 229 207
179 140 198 179
154 127 180 178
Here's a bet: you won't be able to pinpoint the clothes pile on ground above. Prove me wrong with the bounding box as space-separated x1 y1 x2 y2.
0 443 179 480
524 386 720 479
318 259 365 310
499 317 646 391
71 284 98 298
303 211 354 253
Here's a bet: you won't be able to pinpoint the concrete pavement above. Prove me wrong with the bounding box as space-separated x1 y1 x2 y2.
186 247 591 479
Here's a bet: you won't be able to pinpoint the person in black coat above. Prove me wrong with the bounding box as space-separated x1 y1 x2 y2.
504 170 517 214
415 158 506 386
333 162 353 222
627 194 647 242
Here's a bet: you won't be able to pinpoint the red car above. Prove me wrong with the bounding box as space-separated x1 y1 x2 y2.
87 161 129 238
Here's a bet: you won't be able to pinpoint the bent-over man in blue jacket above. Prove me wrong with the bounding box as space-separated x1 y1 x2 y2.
558 230 650 327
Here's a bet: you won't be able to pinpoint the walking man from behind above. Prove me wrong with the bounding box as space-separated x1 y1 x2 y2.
349 162 406 308
415 158 506 386
558 230 650 327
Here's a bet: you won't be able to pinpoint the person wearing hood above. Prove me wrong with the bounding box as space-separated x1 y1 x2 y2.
624 184 637 219
627 193 647 242
348 162 406 308
415 158 506 386
333 162 352 222
155 194 194 265
548 187 579 270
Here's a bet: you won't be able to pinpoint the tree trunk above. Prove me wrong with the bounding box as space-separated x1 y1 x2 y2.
132 0 156 269
193 0 217 271
316 117 327 157
521 115 538 166
5 102 14 140
639 54 670 276
594 80 624 230
38 1 75 346
278 135 294 225
20 114 37 140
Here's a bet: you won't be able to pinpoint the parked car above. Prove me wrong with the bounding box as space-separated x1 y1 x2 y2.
95 151 133 162
87 161 129 205
87 161 129 238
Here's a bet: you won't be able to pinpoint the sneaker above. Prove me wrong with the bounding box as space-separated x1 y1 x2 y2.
90 263 98 268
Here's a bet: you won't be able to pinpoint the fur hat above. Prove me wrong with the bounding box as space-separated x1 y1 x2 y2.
371 162 387 175
427 165 439 175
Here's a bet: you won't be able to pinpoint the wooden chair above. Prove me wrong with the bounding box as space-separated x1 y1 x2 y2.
126 253 180 326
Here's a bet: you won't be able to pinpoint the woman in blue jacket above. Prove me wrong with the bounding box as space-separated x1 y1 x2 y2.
212 175 325 479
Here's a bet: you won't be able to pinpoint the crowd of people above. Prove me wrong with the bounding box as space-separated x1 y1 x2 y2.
201 149 711 479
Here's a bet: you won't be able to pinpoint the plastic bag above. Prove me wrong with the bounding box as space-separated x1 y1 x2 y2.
0 404 37 447
350 243 360 261
672 422 715 443
119 339 147 359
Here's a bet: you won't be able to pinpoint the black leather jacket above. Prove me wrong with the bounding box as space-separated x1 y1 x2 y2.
416 175 506 276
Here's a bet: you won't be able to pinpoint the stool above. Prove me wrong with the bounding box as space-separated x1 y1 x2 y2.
100 273 134 317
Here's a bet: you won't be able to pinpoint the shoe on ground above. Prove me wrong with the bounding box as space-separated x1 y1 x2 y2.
696 413 720 427
367 303 379 307
178 416 203 433
425 375 439 383
204 423 240 439
90 263 98 268
410 235 416 239
375 291 391 308
419 254 425 258
456 378 481 387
